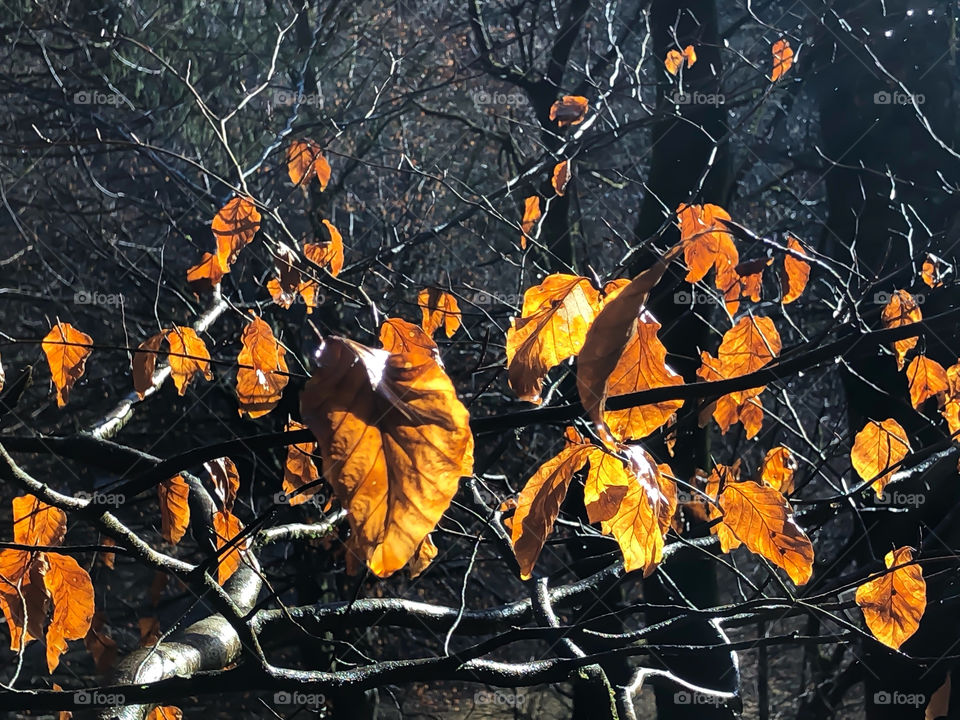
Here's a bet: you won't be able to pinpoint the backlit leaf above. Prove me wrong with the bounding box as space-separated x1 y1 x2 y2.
13 495 66 547
881 290 922 370
551 161 570 196
44 553 95 672
408 536 438 579
520 196 541 249
133 333 165 400
0 549 46 651
303 219 344 276
42 322 93 407
418 288 461 338
855 546 926 650
549 95 588 126
186 252 225 294
921 254 947 288
507 274 600 404
157 475 190 544
213 509 248 584
771 38 794 81
236 314 289 418
205 457 240 514
664 45 697 74
166 327 212 395
782 237 811 304
212 196 261 271
906 355 948 409
380 317 440 361
851 418 911 497
299 337 474 577
287 139 332 190
677 203 739 290
761 446 797 495
282 420 321 506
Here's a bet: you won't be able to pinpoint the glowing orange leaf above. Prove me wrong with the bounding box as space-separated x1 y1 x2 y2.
157 475 190 544
236 314 289 418
881 289 922 370
133 332 165 400
282 420 322 506
212 196 261 270
665 45 697 74
165 327 212 395
380 317 439 361
855 546 926 650
782 237 811 304
549 96 588 127
761 446 797 495
921 254 947 288
771 39 794 81
520 196 542 249
418 288 462 338
186 252 225 294
303 219 344 276
42 322 93 407
287 139 331 191
677 203 739 290
851 418 911 496
906 355 948 410
213 509 248 584
551 161 571 196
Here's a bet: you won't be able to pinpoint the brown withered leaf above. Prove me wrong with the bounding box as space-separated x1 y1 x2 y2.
761 446 797 496
921 254 947 288
133 332 165 400
300 337 474 577
855 546 926 650
236 314 289 418
146 707 183 720
380 317 440 361
771 39 794 82
906 355 948 410
282 420 322 506
782 237 811 304
881 290 922 370
213 509 249 585
166 327 212 395
84 611 117 674
508 274 601 404
418 288 462 338
552 161 571 196
520 196 542 249
549 95 588 126
157 475 190 544
851 418 911 497
44 552 95 672
213 196 261 270
42 322 93 407
510 438 590 579
303 219 344 277
287 139 331 190
205 457 239 513
139 616 161 647
719 479 814 585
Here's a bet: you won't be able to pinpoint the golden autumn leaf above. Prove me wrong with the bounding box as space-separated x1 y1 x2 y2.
133 332 165 400
507 274 600 404
408 535 438 579
520 195 542 249
266 245 316 312
549 95 588 126
44 553 95 672
851 418 911 496
576 246 681 443
13 494 66 547
42 322 93 407
418 288 462 338
677 203 739 291
380 317 440 361
881 289 922 370
782 237 811 304
771 38 794 81
300 336 474 577
906 355 948 410
186 252 225 295
921 254 947 288
761 446 797 495
664 45 697 74
236 314 289 418
696 316 782 438
0 549 47 650
719 257 772 314
157 474 190 544
166 327 212 395
205 457 239 514
855 546 926 650
303 219 344 277
583 445 669 576
282 420 322 506
212 196 261 271
704 463 742 552
510 440 590 579
551 161 571 196
213 509 248 584
719 479 814 585
287 139 332 190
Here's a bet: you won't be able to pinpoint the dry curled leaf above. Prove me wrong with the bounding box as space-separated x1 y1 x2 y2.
287 139 331 190
921 254 947 288
782 237 811 304
719 479 814 585
507 274 600 404
380 317 440 361
418 288 462 338
851 418 911 497
300 337 474 577
855 546 926 650
205 457 240 514
42 322 93 407
303 219 344 277
132 332 165 400
761 446 797 496
213 509 249 585
549 95 588 126
157 475 190 544
551 161 571 196
664 45 697 74
881 290 922 370
520 196 542 249
771 38 794 81
213 196 261 270
236 314 289 418
166 327 212 395
282 420 322 506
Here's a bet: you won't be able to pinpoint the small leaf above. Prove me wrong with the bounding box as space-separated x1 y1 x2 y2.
881 290 922 370
213 509 248 584
761 446 797 495
212 196 261 271
166 327 212 395
921 254 947 288
418 288 462 338
133 333 165 400
236 314 289 418
157 475 190 544
855 546 926 650
146 707 183 720
851 418 911 496
549 96 588 126
303 219 344 276
282 420 322 506
42 322 93 407
288 139 331 190
771 38 794 81
186 252 225 294
520 196 542 249
205 457 240 514
781 237 810 304
906 355 948 409
551 161 571 196
664 45 697 74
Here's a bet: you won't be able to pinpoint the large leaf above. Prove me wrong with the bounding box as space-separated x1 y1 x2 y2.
166 327 212 395
507 274 600 403
236 314 288 418
851 418 911 496
300 337 474 577
42 322 93 407
212 196 261 270
718 479 814 585
855 546 926 650
44 553 95 672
